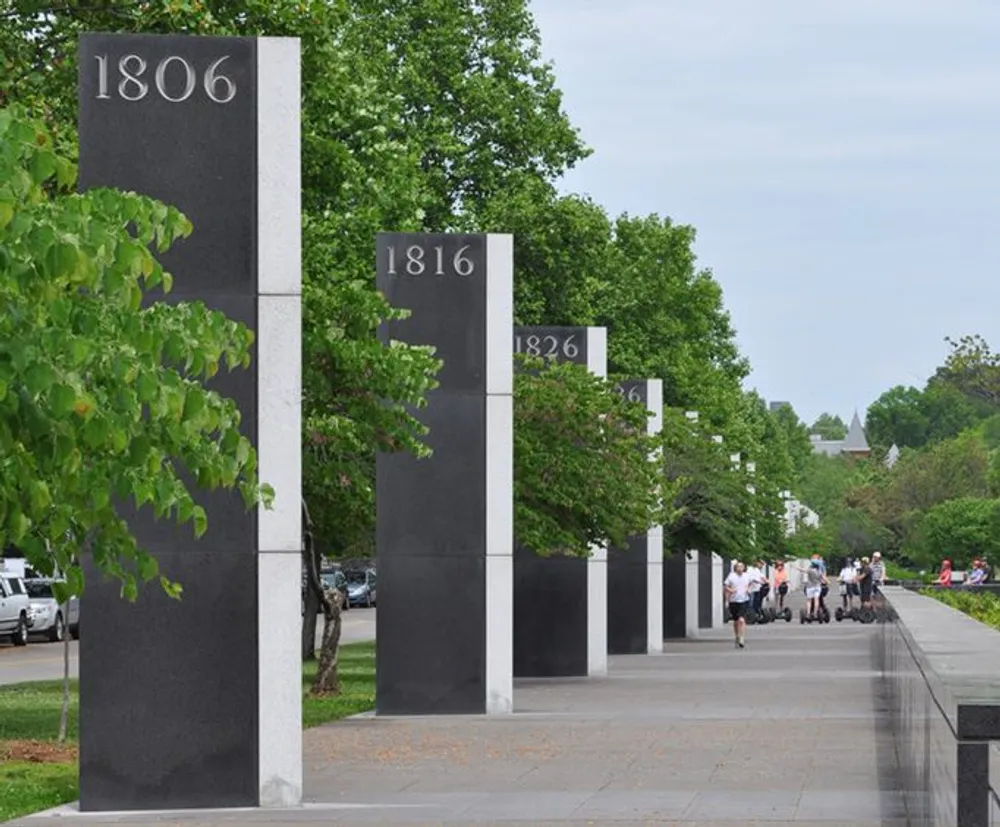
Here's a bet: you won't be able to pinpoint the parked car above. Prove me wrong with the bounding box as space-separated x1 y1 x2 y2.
24 579 79 643
345 568 377 608
320 568 350 611
0 572 32 646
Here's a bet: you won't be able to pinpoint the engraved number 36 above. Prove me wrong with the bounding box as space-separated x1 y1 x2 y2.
94 54 237 104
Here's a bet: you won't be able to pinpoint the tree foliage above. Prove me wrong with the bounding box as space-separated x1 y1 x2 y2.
810 413 847 441
514 358 666 554
0 106 267 598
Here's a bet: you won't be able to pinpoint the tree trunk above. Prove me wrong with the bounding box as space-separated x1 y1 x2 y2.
301 498 342 694
311 590 342 695
58 605 69 742
301 554 320 662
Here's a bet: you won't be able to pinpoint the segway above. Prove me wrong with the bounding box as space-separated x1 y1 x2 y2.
800 606 830 624
834 605 859 622
767 603 792 622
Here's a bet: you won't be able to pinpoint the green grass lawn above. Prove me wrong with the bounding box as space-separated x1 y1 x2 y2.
0 640 375 823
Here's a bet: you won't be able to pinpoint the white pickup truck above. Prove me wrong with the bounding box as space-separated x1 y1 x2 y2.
0 573 32 646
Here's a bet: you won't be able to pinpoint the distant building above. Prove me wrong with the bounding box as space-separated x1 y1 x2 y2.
809 410 871 458
780 491 820 536
768 400 791 412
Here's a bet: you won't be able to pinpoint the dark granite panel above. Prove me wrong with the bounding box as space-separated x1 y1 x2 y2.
614 379 647 406
376 393 485 559
607 537 647 654
79 34 257 296
697 551 713 629
514 547 587 677
959 705 1000 741
662 551 686 639
377 233 487 393
513 326 588 366
959 742 990 827
375 555 485 715
375 232 492 716
79 551 258 811
77 33 262 811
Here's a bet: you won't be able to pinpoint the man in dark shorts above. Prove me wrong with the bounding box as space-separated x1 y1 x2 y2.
724 561 752 649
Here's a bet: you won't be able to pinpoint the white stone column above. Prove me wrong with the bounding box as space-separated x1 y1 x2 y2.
646 379 664 653
586 327 608 676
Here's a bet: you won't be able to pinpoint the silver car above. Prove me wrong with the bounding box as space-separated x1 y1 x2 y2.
24 579 80 643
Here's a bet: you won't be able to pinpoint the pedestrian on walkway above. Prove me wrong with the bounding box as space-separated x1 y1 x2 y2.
724 561 752 649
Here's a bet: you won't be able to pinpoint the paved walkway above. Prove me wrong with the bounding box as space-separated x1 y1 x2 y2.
17 614 906 826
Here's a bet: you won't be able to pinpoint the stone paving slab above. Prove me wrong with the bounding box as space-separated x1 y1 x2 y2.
15 617 903 825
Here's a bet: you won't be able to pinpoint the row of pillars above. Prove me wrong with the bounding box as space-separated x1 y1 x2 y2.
72 32 731 815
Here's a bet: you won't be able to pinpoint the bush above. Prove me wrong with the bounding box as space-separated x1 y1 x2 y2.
921 587 1000 630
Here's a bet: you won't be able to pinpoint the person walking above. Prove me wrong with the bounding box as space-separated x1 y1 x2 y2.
724 561 752 649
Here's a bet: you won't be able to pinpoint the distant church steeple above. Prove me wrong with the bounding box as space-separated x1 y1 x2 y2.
842 410 871 458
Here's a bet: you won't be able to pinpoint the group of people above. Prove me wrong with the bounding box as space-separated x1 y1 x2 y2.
936 556 993 586
723 552 886 648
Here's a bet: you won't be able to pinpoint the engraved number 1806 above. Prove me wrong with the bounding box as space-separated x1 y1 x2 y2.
94 54 237 103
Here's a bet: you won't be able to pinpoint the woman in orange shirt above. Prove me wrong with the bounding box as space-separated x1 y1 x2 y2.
773 561 789 611
937 559 952 587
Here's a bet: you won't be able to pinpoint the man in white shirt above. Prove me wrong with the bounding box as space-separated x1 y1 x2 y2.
838 559 857 612
724 561 752 649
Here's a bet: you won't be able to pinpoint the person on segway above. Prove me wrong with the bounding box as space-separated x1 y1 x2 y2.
747 559 764 621
772 560 789 611
755 558 770 613
803 559 825 621
838 559 856 612
857 556 874 614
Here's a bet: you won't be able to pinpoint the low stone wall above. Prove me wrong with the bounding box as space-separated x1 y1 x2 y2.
877 586 1000 827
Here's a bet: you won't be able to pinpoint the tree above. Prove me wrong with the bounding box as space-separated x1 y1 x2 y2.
514 359 666 554
0 106 268 596
660 409 753 559
909 497 1000 570
936 334 1000 407
345 0 589 229
810 413 847 441
864 386 928 451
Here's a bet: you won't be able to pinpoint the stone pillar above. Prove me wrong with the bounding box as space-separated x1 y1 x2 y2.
77 34 302 810
512 326 607 677
662 551 687 638
607 379 663 655
685 551 700 637
712 552 725 628
375 233 514 716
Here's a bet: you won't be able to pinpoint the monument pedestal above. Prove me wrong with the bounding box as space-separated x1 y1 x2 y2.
77 34 302 810
376 233 514 716
513 327 608 677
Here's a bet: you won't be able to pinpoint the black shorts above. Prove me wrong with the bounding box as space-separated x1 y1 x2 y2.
778 583 788 595
729 601 748 621
860 586 873 600
848 583 859 597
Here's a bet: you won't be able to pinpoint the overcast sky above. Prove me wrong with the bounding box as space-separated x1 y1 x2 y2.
529 0 1000 425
